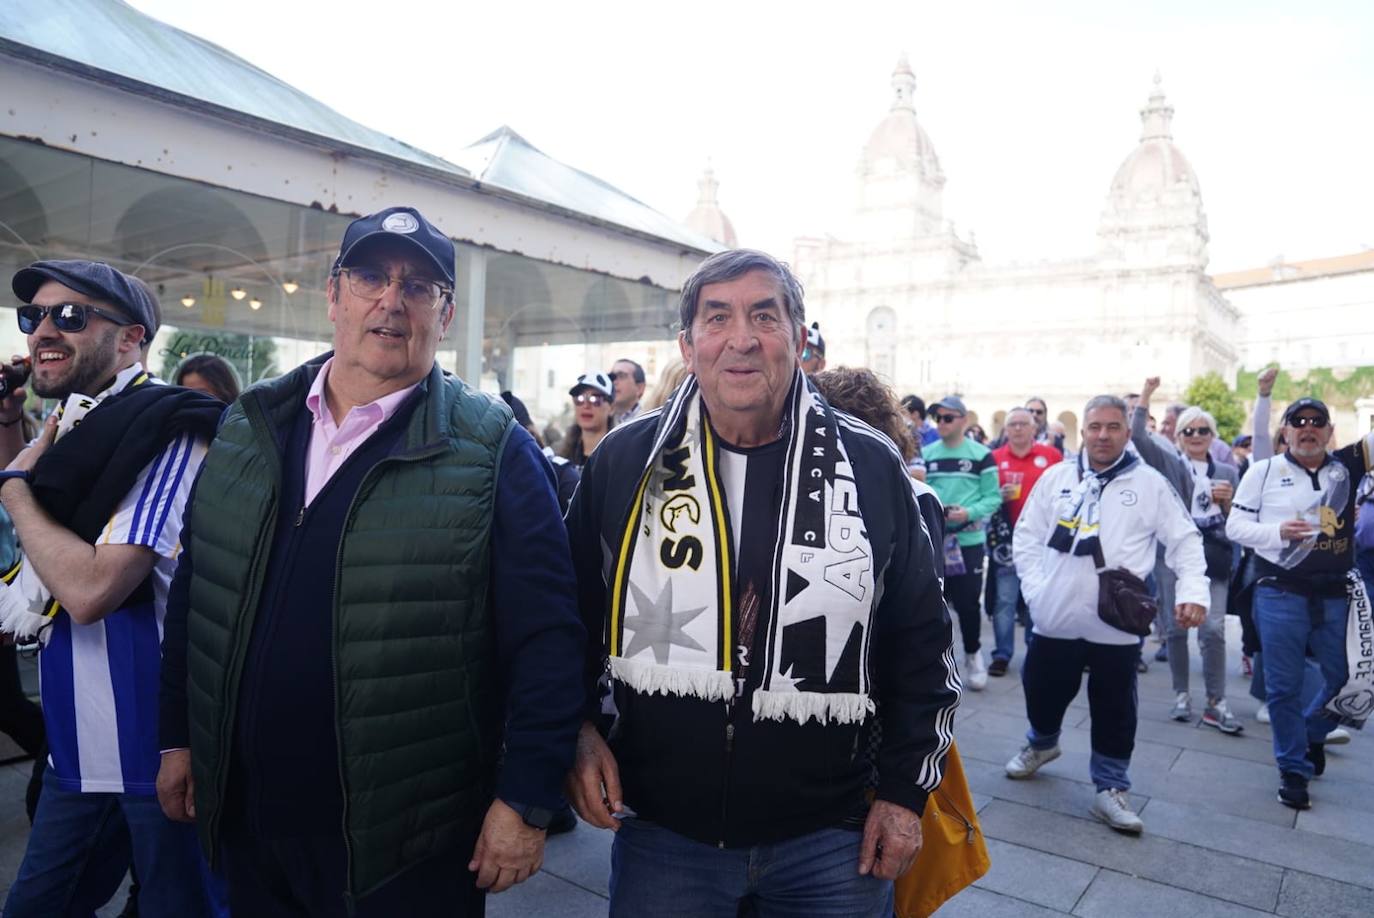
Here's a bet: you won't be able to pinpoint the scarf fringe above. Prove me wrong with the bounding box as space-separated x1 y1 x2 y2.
0 588 47 642
610 655 735 703
752 689 874 726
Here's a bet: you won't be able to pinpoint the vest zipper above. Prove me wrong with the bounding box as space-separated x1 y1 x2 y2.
333 443 448 911
295 505 305 527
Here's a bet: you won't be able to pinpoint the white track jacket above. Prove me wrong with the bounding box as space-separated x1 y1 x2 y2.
1013 455 1209 645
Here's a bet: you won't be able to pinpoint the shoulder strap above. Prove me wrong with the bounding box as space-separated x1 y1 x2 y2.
1090 538 1107 572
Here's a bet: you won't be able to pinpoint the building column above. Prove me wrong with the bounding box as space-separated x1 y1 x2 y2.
457 249 486 384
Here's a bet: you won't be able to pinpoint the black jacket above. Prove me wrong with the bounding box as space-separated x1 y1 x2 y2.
566 406 960 848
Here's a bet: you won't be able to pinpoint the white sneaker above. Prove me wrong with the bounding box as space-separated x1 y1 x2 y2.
1256 702 1270 724
1170 692 1193 722
965 651 988 691
1091 788 1144 834
1325 727 1351 746
1005 744 1060 779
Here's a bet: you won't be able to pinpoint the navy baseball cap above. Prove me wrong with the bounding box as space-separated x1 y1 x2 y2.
1281 398 1330 425
12 259 159 344
333 206 455 286
500 390 533 428
931 395 968 415
1231 434 1253 448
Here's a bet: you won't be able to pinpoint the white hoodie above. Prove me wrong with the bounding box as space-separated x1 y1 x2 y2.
1013 454 1209 645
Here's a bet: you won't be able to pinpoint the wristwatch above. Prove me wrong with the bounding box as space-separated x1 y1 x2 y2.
505 799 555 830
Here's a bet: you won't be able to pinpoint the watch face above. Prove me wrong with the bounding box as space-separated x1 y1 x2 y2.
520 804 555 829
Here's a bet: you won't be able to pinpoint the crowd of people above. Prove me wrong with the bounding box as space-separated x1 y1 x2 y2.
0 209 1368 917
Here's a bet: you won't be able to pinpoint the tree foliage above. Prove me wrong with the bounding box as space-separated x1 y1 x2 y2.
1183 372 1245 442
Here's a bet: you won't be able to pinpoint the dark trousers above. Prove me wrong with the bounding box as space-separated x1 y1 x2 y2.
942 543 985 654
1022 635 1139 790
0 643 44 758
222 831 484 918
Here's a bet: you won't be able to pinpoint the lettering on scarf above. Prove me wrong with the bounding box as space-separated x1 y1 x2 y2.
659 442 703 570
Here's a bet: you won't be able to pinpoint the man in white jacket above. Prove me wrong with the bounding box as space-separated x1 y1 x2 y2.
1006 396 1207 834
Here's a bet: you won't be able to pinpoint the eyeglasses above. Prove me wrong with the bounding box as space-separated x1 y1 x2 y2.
1288 416 1328 429
934 413 962 424
1027 406 1046 415
573 392 608 406
1180 426 1212 437
608 371 624 381
17 303 135 335
336 266 451 310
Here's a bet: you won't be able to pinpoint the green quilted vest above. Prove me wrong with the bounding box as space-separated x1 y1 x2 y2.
184 357 514 902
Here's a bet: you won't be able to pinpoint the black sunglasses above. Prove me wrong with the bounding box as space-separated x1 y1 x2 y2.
934 412 962 424
18 303 135 335
1288 416 1328 429
607 371 624 381
1180 426 1212 437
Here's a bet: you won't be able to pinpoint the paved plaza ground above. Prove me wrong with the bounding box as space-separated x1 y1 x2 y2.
2 615 1371 916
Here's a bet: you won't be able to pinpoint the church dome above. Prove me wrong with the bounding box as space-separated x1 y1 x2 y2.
1106 74 1202 208
684 164 738 247
859 55 945 186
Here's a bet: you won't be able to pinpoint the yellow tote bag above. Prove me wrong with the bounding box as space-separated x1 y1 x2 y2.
893 742 990 918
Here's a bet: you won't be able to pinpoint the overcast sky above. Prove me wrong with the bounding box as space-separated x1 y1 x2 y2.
132 0 1372 273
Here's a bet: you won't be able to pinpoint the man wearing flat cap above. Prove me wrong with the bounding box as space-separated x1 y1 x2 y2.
158 206 585 916
1227 389 1374 811
0 260 224 916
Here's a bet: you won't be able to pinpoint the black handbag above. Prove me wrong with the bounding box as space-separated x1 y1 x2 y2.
1091 541 1158 637
1199 519 1231 580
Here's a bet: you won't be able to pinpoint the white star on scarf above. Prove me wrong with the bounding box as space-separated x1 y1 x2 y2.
624 580 708 665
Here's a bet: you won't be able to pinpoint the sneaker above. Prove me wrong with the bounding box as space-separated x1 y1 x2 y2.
1170 692 1193 722
965 652 988 691
1091 788 1144 834
1202 698 1244 735
1325 727 1351 746
1005 744 1061 779
1256 702 1270 724
1278 771 1310 810
1307 742 1326 777
1136 658 1149 674
1241 655 1253 677
1154 644 1169 662
988 657 1009 677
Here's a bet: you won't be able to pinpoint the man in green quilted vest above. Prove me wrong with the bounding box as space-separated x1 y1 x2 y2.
156 207 586 917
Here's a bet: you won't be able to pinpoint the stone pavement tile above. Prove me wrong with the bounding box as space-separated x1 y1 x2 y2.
488 870 608 918
1275 868 1374 918
1295 798 1374 846
978 800 1283 912
962 756 1148 825
973 838 1098 912
1168 746 1374 811
972 792 994 813
1130 708 1278 767
1125 750 1297 828
0 764 33 899
539 822 614 897
934 884 1071 917
1072 868 1273 918
961 709 1183 773
1137 798 1374 891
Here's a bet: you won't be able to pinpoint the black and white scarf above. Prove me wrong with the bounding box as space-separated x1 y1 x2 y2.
1323 569 1373 729
1047 450 1138 558
608 371 876 725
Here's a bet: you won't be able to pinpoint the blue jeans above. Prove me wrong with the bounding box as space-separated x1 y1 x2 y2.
991 562 1021 663
610 818 893 918
4 769 212 918
1253 584 1348 778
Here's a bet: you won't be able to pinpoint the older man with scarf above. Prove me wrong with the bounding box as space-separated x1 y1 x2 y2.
564 249 960 917
1007 395 1207 835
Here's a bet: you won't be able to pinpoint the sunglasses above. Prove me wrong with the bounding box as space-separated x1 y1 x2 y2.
1180 426 1212 437
607 371 624 381
934 413 962 424
1288 416 1328 429
18 303 135 335
573 392 608 406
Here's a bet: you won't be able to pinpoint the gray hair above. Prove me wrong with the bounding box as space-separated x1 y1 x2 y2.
678 249 805 341
1175 406 1217 442
1083 394 1129 421
1005 406 1035 421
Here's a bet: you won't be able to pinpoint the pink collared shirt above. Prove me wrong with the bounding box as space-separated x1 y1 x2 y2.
304 358 420 505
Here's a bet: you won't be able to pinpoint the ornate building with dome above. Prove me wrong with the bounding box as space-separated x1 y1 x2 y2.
792 59 1240 444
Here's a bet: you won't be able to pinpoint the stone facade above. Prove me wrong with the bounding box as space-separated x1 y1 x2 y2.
793 61 1240 445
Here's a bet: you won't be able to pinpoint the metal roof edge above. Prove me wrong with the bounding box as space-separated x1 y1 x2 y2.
1 41 716 264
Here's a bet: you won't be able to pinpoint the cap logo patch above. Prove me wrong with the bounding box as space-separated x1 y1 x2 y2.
382 212 420 234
